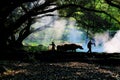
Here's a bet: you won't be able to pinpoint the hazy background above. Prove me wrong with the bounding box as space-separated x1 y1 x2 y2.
23 15 119 53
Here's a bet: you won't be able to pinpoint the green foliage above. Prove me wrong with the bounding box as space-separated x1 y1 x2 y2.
57 0 120 37
1 0 120 49
23 45 48 53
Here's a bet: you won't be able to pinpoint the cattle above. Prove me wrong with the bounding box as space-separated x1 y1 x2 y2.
57 43 83 52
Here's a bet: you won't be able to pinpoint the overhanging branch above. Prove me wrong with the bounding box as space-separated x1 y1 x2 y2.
105 0 120 9
10 3 120 34
33 4 120 24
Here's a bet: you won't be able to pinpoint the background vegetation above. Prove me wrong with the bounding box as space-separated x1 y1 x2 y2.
0 0 120 52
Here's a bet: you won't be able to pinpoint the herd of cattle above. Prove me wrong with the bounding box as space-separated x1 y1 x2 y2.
49 43 83 52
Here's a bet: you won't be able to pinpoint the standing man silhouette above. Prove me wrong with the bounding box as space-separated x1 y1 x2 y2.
87 40 95 53
50 42 56 51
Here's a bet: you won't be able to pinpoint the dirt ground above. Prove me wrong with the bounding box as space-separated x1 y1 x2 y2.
0 60 120 80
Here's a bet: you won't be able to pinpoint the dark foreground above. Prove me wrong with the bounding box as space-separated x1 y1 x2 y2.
0 51 120 80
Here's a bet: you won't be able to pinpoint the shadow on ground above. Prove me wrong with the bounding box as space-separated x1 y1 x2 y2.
0 51 120 80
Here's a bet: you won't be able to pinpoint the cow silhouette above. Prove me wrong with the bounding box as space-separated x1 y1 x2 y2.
57 43 83 52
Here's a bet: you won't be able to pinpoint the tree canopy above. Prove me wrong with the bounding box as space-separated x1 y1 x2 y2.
0 0 120 50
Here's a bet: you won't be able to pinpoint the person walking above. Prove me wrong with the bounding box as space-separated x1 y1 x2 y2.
87 40 95 53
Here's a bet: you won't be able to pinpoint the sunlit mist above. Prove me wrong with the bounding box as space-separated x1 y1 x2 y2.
23 16 120 53
104 30 120 53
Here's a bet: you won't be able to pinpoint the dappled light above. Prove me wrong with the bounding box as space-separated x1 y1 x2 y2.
0 61 120 80
0 0 120 79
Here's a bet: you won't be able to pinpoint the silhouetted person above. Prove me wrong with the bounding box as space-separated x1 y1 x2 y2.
50 42 56 51
87 40 95 53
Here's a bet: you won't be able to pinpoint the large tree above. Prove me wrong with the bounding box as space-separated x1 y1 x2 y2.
0 0 120 51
